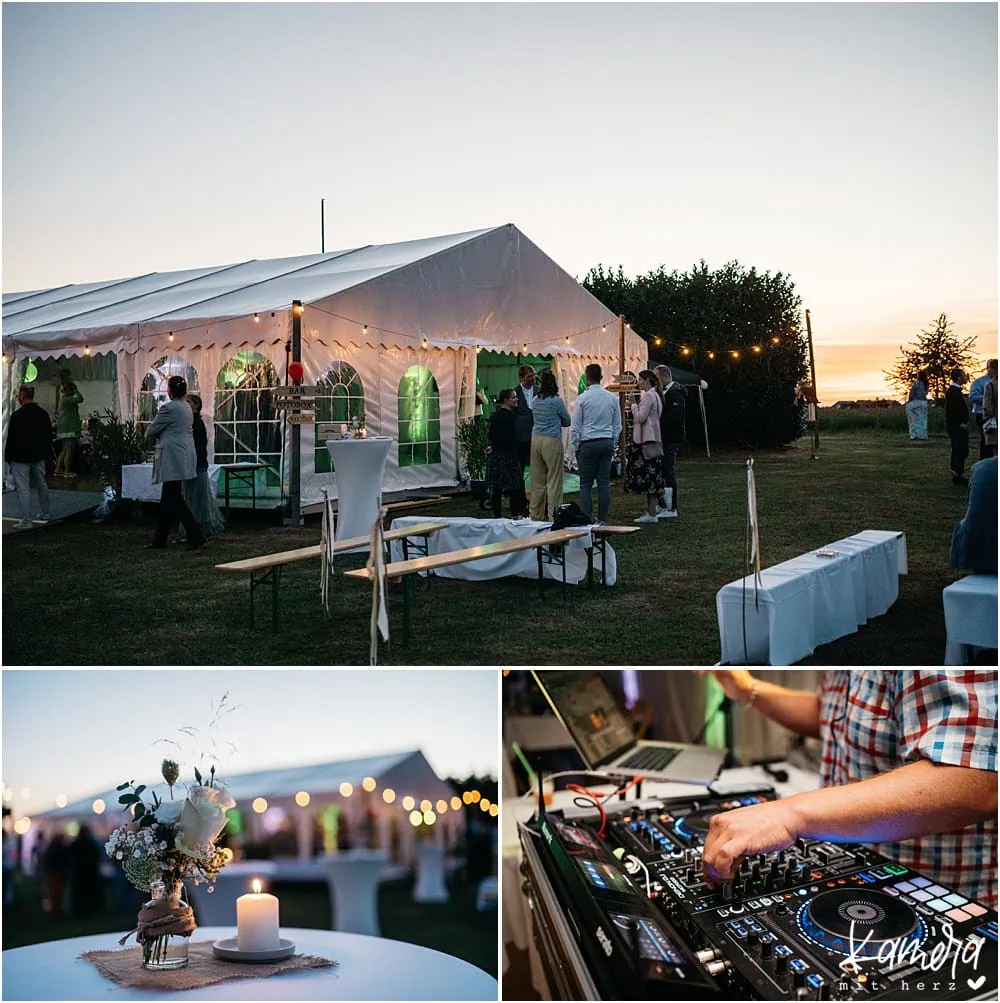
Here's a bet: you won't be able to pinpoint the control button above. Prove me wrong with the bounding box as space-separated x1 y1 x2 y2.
790 959 808 972
884 863 908 875
965 903 987 917
899 894 917 904
928 899 950 913
946 907 972 923
926 884 948 896
884 887 900 897
760 940 774 960
746 899 761 910
910 889 933 902
943 893 967 907
758 896 773 906
775 945 792 957
717 908 730 917
895 880 916 892
910 877 931 889
915 904 933 916
856 872 875 883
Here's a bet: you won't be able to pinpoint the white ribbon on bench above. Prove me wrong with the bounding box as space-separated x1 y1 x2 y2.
368 508 389 665
321 489 336 615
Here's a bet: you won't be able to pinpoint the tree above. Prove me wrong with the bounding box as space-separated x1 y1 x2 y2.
583 260 809 449
885 313 980 402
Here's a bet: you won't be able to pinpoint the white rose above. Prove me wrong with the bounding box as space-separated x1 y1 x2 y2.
174 784 235 860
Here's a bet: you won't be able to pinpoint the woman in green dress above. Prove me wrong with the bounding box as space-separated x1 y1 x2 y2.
54 376 84 477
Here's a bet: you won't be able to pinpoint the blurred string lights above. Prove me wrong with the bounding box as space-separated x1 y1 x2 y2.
1 777 498 839
646 333 785 362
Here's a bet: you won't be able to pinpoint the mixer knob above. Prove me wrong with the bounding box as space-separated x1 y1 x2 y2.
793 969 806 989
775 954 788 976
751 861 762 880
746 930 760 948
774 902 789 915
815 848 830 865
686 868 697 883
760 940 774 960
721 882 733 902
777 849 787 864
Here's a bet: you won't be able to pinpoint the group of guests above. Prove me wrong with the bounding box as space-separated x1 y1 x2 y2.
483 361 686 527
144 374 224 549
905 361 997 486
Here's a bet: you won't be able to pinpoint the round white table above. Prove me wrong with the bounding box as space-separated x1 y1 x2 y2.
325 437 392 551
322 850 387 936
1 926 497 1001
186 861 277 927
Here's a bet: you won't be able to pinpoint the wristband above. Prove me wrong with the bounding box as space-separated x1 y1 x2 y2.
742 682 759 711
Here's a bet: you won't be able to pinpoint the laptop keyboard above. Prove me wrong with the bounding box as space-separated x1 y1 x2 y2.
618 746 681 772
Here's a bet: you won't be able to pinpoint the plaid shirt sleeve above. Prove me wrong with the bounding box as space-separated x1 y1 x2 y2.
895 670 998 772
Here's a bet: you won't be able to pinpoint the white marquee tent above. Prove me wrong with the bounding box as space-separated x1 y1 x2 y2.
2 223 647 503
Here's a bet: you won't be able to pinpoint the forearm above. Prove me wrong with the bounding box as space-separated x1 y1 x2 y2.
786 760 997 843
748 679 822 739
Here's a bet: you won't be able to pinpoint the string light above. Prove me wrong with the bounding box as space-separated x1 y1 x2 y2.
362 324 368 335
731 350 741 359
84 345 91 356
253 313 260 323
602 324 607 333
771 337 781 345
707 351 715 360
681 347 691 357
168 332 174 342
339 782 353 797
752 345 762 354
421 337 428 349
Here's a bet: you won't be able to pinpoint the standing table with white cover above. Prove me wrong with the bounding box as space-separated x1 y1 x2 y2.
121 463 223 502
1 926 497 1001
716 530 907 665
322 850 387 936
186 861 276 927
326 437 392 551
388 515 615 585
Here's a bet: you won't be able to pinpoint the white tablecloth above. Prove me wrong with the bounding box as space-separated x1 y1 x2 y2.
186 861 277 927
323 851 387 936
121 463 223 502
1 926 497 1001
716 529 907 665
943 574 999 664
387 516 616 586
327 437 392 551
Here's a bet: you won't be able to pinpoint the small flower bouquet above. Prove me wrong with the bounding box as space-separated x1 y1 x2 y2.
106 759 236 971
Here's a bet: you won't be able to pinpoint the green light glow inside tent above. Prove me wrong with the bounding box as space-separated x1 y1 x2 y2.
321 804 340 854
23 360 37 383
225 807 243 837
703 674 727 749
398 365 440 467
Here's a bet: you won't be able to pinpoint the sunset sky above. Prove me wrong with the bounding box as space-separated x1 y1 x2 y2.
2 3 996 402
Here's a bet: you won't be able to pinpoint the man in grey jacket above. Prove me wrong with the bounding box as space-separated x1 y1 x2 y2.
145 376 207 550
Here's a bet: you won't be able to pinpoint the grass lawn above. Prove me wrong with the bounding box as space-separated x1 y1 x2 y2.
1 875 497 977
2 430 981 665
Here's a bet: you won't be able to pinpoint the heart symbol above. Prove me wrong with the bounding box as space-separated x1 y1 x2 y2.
967 976 986 991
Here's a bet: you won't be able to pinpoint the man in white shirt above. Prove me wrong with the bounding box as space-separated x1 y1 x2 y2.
571 363 622 523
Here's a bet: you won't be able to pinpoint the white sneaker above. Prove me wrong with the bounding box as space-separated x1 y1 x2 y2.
657 509 678 519
634 513 658 525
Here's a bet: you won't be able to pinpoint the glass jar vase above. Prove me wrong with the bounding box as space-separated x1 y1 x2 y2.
141 880 191 971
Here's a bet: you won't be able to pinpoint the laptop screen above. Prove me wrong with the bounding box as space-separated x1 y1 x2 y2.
534 670 637 769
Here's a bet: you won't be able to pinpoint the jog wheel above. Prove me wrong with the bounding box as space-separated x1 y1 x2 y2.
796 888 923 958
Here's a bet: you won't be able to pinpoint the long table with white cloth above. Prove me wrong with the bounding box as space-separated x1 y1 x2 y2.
716 529 907 665
121 462 223 502
387 515 617 585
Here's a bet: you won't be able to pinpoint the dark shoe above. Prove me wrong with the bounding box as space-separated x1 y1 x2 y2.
953 476 969 486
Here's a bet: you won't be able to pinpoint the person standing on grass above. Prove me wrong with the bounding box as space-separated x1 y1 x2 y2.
181 394 225 541
5 385 53 528
571 363 622 525
627 370 666 524
982 359 997 459
905 369 930 441
528 371 571 521
486 389 527 519
969 363 991 460
144 375 207 550
945 367 971 486
950 456 997 575
654 364 685 517
513 365 536 498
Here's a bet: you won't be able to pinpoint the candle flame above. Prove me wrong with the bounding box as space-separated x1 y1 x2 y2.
252 879 262 894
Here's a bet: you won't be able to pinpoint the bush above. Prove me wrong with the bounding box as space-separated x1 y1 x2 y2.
819 406 947 435
88 410 150 498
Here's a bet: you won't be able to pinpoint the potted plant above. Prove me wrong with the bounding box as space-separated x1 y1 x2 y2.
89 409 151 502
457 414 490 504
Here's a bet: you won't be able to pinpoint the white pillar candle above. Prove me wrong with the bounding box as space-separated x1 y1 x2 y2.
236 879 280 952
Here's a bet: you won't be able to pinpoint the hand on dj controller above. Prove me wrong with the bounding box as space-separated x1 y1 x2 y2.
701 798 802 885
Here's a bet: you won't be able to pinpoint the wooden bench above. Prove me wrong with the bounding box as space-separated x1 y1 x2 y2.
343 527 589 646
383 496 451 517
587 524 640 588
215 521 448 631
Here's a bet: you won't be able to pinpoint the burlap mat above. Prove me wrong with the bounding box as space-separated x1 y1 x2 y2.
80 940 337 991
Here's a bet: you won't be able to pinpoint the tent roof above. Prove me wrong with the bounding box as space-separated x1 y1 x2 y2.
647 361 704 386
38 748 448 820
2 228 495 338
2 224 647 365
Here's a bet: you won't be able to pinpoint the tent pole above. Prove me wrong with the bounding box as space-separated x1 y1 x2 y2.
285 300 303 527
699 385 711 458
805 308 820 459
618 314 627 472
321 199 326 254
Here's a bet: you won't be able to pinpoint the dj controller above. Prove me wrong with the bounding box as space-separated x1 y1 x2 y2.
520 783 998 1000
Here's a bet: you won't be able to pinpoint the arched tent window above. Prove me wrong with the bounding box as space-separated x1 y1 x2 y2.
139 356 199 420
214 351 280 492
314 361 365 473
398 365 440 467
